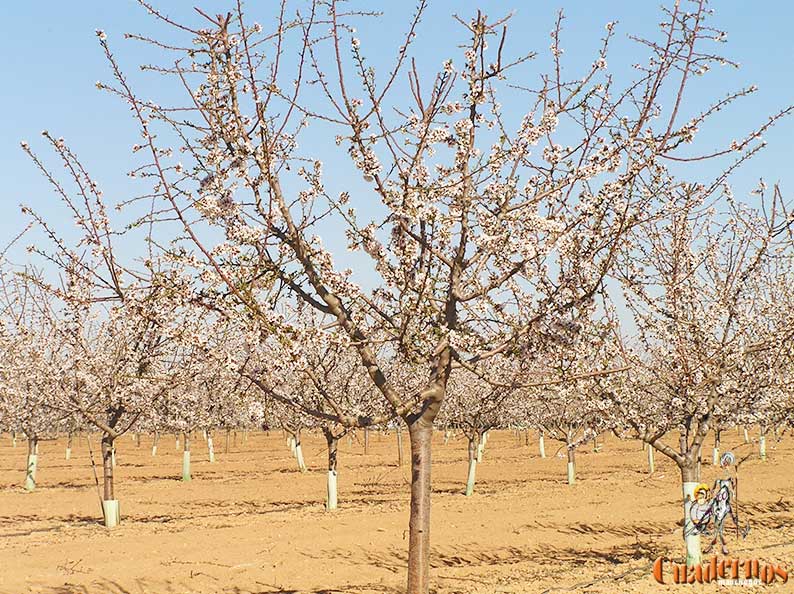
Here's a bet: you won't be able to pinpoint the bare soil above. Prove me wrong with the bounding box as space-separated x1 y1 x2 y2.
0 430 791 593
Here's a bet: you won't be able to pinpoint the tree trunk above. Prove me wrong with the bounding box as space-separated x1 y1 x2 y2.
101 435 114 500
207 431 215 463
696 444 702 480
681 464 701 567
101 433 120 528
24 436 38 491
759 430 767 461
396 426 404 466
476 431 485 463
465 434 477 496
566 446 576 485
407 420 433 594
295 430 306 472
225 429 231 453
712 429 720 466
647 443 655 474
288 434 297 457
66 432 73 460
152 431 159 456
743 426 749 444
182 432 191 481
364 427 369 455
325 431 338 510
539 430 546 459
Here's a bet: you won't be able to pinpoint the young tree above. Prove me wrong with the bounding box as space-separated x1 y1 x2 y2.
20 133 203 527
438 362 519 496
527 311 622 486
243 325 391 508
0 270 69 491
43 1 787 588
611 186 792 566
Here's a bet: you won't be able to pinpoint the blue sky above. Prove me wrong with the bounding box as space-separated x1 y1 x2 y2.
1 1 792 273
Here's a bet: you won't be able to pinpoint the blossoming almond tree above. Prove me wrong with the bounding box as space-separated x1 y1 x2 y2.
155 343 221 482
56 290 203 525
734 249 794 461
437 360 520 496
20 133 206 527
60 0 784 589
0 272 67 491
242 323 394 508
611 185 792 566
524 309 624 486
195 345 253 465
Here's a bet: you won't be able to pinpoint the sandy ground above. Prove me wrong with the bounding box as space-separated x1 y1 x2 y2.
0 429 791 594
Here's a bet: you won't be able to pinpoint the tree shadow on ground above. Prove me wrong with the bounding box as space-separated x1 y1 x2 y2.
44 479 94 490
0 513 101 536
332 539 666 577
120 498 328 531
526 519 673 539
246 585 402 594
25 579 402 594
